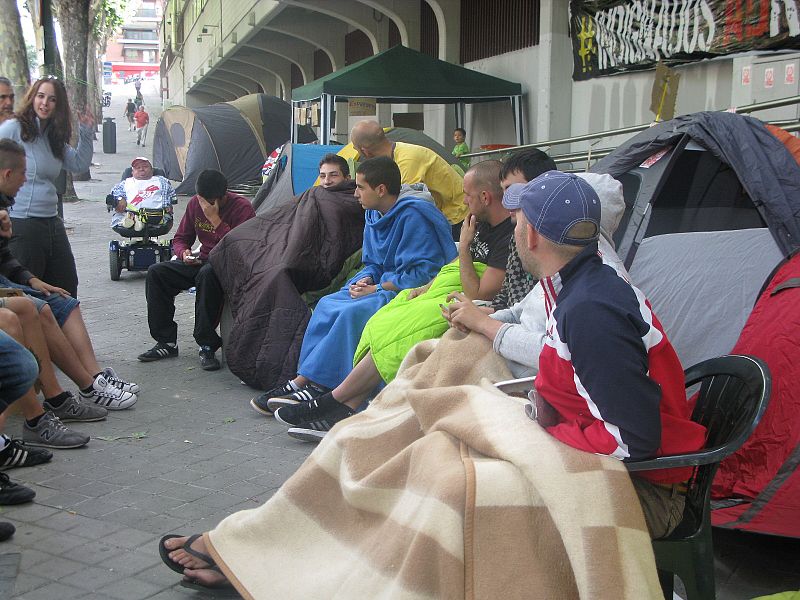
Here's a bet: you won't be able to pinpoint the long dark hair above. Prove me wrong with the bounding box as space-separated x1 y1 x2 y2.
17 77 72 161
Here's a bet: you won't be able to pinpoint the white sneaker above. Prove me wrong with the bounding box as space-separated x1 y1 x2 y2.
101 367 140 394
122 213 135 228
80 375 137 410
134 216 144 232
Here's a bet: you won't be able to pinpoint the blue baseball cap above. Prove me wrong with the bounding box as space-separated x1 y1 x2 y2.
518 171 600 246
501 182 527 210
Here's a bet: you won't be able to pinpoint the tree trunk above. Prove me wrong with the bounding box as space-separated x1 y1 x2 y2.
86 45 101 125
56 0 93 183
0 0 31 98
41 0 64 78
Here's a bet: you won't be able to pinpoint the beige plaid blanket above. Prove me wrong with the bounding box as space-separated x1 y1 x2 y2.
207 331 661 599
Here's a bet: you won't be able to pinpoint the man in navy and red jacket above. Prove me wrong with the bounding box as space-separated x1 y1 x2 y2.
511 171 706 539
138 169 255 371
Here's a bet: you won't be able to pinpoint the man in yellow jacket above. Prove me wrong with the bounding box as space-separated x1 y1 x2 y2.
349 120 467 226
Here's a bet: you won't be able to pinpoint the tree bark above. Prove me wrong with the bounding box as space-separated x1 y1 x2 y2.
55 0 93 183
0 0 31 98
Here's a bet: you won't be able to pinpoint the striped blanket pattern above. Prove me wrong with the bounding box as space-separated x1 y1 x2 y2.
207 330 661 599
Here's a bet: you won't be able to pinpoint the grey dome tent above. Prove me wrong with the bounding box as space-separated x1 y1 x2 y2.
153 94 304 194
593 111 800 539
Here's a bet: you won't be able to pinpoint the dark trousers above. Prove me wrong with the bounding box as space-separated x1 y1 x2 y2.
145 260 224 350
9 216 79 297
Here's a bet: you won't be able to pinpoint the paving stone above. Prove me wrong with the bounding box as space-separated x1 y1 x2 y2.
15 549 54 571
15 580 88 599
58 565 124 592
98 549 162 578
93 577 161 600
11 571 51 596
35 490 92 510
28 555 87 581
36 510 98 533
0 504 60 524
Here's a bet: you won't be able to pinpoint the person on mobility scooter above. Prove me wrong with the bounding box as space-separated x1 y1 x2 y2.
106 156 177 280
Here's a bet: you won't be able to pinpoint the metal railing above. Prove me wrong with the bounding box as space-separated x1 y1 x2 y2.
463 94 800 161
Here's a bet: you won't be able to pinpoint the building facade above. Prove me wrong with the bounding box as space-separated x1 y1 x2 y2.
159 0 800 158
105 0 164 84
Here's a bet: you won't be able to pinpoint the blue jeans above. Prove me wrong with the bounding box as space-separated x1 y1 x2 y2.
0 330 38 411
0 275 79 327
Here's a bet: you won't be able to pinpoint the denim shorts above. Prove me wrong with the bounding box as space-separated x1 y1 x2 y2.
0 329 38 410
0 275 80 327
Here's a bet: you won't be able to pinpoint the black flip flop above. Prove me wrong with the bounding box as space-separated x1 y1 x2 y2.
159 533 216 575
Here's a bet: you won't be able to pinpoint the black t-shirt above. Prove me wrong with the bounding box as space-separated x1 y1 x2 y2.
469 218 514 269
126 102 136 114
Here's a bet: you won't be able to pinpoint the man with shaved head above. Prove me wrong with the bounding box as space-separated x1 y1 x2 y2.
350 120 468 227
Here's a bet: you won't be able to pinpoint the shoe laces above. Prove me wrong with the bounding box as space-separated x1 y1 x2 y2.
94 385 128 400
102 369 129 390
42 413 69 432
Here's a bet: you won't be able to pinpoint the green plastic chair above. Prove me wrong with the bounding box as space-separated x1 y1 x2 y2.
627 354 771 600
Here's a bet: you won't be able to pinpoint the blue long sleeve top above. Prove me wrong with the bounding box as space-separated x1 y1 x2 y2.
351 193 457 291
0 118 94 218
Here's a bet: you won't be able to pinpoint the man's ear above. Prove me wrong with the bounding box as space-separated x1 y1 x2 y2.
526 223 538 251
376 183 387 197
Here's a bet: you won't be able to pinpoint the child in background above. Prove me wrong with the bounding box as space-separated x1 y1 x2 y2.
452 128 470 171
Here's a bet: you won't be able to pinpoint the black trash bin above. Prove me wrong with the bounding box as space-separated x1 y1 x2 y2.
103 117 116 154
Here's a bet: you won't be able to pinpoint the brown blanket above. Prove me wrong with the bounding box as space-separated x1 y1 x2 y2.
209 180 364 389
207 331 661 599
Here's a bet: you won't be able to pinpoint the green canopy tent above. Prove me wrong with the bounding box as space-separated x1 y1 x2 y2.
291 45 524 145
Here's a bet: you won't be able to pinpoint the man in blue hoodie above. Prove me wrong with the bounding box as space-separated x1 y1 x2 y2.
263 156 456 422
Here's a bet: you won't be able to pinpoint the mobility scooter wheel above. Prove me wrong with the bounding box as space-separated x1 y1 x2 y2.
110 250 122 281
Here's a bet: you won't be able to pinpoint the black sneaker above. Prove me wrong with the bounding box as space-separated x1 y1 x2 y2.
199 346 221 371
287 403 356 442
0 438 53 469
0 521 15 542
266 382 331 413
274 392 345 427
0 472 35 505
138 342 178 362
250 381 300 415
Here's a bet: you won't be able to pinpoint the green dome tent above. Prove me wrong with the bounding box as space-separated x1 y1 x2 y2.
153 94 314 194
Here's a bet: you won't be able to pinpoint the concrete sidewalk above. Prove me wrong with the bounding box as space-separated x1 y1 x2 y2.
1 83 312 599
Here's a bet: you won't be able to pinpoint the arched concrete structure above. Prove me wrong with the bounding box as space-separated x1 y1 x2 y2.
232 46 292 95
354 0 421 49
190 85 233 103
424 0 459 61
228 56 287 99
203 75 251 98
243 33 317 85
277 0 386 53
205 71 259 96
264 11 347 71
217 63 275 94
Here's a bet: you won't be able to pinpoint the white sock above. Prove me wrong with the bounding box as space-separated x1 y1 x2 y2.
0 434 11 451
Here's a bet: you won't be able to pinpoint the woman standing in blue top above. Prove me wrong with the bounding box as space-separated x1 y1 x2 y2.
0 77 95 297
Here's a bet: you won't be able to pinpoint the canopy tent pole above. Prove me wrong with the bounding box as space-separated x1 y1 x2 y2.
291 101 298 144
455 102 465 130
512 95 524 146
320 93 335 145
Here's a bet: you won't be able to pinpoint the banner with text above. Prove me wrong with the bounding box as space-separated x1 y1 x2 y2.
571 0 800 81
